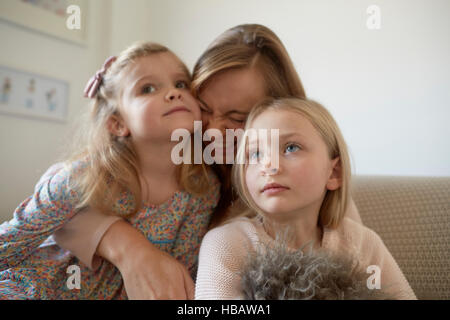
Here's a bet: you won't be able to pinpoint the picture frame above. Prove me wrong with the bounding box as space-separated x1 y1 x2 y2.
0 65 69 123
0 0 87 46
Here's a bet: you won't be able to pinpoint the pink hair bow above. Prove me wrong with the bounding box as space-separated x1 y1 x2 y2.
84 56 117 98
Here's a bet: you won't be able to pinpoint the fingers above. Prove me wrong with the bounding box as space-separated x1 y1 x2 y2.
181 266 195 300
122 250 195 300
185 274 195 300
148 264 193 300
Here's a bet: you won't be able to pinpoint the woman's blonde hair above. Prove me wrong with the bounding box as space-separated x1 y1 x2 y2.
66 41 209 217
192 24 306 99
232 98 352 229
191 24 307 227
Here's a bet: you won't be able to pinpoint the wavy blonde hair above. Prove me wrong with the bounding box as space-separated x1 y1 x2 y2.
232 98 352 229
192 24 305 99
66 42 209 218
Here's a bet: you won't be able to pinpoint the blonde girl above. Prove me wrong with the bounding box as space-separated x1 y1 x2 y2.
0 42 220 299
195 98 416 300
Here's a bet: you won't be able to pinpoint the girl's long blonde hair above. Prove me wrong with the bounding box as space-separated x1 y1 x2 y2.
191 24 307 227
66 42 209 217
232 98 352 229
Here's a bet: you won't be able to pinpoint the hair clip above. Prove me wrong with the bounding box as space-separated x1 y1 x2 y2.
244 35 264 49
256 37 264 49
84 56 117 98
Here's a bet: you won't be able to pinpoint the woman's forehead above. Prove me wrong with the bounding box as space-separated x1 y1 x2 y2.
199 67 266 113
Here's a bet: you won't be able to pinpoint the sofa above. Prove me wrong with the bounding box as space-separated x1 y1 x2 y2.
351 175 449 300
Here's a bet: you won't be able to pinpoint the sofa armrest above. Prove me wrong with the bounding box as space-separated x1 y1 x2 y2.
352 175 449 299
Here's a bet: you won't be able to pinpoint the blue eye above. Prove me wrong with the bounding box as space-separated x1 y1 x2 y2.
284 143 300 154
175 80 188 89
142 85 156 94
249 150 261 160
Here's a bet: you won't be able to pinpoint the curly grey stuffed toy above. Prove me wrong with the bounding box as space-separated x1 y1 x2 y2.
240 240 393 300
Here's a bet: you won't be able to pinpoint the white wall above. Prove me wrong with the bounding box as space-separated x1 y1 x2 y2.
0 0 111 222
122 0 449 177
1 0 449 222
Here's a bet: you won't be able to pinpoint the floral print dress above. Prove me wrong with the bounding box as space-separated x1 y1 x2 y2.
0 161 220 299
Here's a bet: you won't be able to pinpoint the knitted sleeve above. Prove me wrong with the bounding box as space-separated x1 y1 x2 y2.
364 229 417 300
324 218 417 300
195 221 252 299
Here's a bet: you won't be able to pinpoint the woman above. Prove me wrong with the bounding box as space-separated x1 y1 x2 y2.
51 24 362 299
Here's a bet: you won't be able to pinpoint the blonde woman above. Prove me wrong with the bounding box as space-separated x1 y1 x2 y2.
0 42 220 299
195 98 416 300
47 24 362 298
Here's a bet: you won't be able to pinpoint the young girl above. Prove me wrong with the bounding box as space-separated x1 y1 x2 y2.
0 42 220 299
195 98 416 300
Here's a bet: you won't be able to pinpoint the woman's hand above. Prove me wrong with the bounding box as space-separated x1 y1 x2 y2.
120 242 195 300
97 220 195 299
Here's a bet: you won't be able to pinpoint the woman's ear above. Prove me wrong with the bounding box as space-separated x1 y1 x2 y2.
326 156 342 191
106 114 130 137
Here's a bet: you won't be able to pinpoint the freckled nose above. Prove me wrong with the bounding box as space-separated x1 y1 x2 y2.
260 154 280 175
261 163 279 176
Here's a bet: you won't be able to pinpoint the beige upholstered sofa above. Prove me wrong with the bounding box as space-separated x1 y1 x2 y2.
352 176 449 300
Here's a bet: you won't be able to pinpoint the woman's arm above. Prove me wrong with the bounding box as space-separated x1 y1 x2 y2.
53 208 122 270
97 219 195 299
56 166 221 273
55 209 195 299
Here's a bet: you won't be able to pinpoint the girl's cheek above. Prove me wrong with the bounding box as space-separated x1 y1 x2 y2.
194 105 202 121
287 164 307 182
185 93 197 105
245 167 260 197
189 98 201 120
201 111 210 127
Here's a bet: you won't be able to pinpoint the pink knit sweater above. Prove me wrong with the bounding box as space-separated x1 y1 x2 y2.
195 217 417 300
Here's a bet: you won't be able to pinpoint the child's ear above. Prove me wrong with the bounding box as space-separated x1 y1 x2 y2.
326 156 342 191
106 114 130 137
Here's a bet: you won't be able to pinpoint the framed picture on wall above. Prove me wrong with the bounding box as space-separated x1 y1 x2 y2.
0 0 87 46
0 65 69 123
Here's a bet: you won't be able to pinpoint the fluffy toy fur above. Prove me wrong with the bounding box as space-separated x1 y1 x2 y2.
240 239 394 300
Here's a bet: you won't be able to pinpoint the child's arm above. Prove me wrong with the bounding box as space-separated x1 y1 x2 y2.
378 242 417 299
195 223 250 299
365 230 417 299
0 162 82 269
